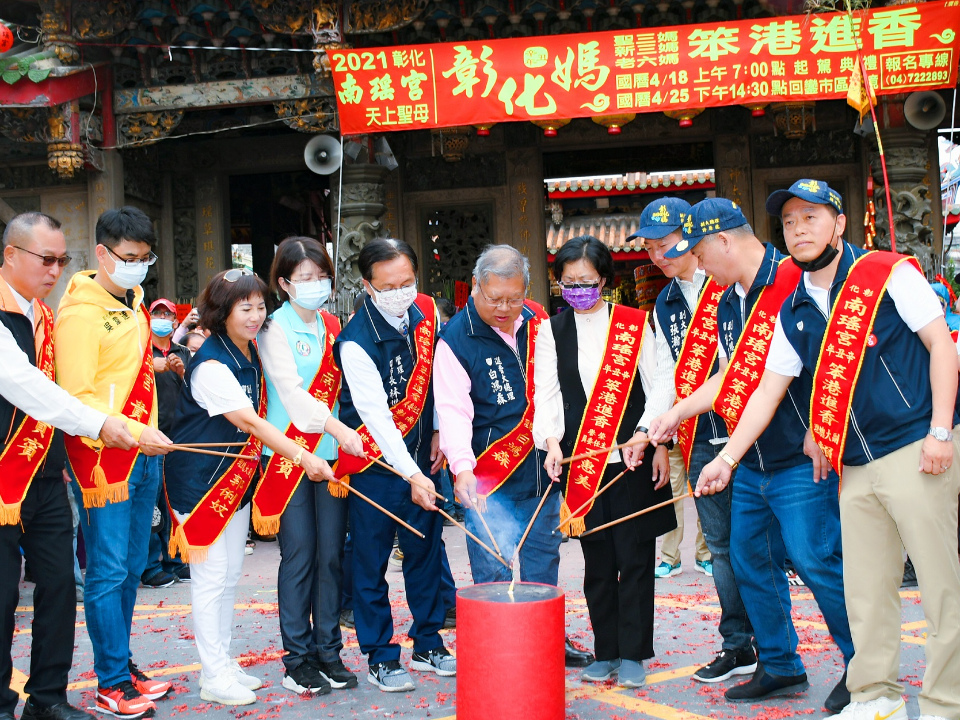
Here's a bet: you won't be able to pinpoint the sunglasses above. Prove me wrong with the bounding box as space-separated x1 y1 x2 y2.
14 245 73 268
223 268 255 282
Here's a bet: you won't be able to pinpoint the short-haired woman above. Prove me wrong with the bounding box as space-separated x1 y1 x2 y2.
164 269 335 706
533 236 676 688
255 237 365 695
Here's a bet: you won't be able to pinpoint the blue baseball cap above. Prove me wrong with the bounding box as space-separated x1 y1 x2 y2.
765 179 844 216
664 198 748 258
629 197 692 241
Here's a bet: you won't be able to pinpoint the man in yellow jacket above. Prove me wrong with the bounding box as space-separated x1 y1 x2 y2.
54 207 173 719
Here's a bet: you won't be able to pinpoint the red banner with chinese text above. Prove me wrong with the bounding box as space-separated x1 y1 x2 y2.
328 1 960 135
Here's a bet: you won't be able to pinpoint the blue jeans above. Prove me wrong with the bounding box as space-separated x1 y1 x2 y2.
731 461 854 676
688 439 753 653
71 454 161 687
463 491 561 585
144 460 185 578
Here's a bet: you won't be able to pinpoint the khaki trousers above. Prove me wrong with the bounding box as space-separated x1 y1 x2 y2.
659 445 710 566
841 432 960 720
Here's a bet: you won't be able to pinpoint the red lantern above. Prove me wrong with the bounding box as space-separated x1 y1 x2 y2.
0 24 14 54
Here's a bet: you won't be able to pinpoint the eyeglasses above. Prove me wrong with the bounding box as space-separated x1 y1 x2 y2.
369 281 415 300
13 245 72 268
224 268 254 282
106 245 158 268
558 280 601 290
476 283 525 309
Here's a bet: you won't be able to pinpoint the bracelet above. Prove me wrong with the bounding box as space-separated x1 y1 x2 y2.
292 448 305 467
718 450 739 471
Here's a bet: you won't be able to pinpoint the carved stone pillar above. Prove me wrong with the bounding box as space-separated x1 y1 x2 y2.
195 176 227 290
173 175 198 300
870 122 936 274
87 149 124 259
332 164 389 315
506 148 549 306
713 134 754 227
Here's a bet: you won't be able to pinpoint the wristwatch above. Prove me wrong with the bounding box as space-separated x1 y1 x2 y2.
719 450 740 471
292 448 305 466
928 427 954 442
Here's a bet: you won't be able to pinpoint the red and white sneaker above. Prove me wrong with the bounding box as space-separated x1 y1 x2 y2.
95 680 156 718
129 661 172 700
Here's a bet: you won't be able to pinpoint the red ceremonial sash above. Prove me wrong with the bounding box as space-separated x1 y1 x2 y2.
810 252 919 479
65 305 156 509
169 357 269 563
674 278 725 471
0 301 57 526
473 301 549 497
334 294 437 479
713 259 802 433
252 311 342 534
561 305 646 537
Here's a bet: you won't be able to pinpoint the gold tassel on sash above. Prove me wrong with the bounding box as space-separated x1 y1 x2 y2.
559 500 586 537
328 475 350 498
169 524 209 565
251 503 281 537
0 502 22 526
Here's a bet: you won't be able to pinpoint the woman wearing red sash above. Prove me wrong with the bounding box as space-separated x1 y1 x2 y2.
257 237 365 695
164 270 335 706
533 235 675 688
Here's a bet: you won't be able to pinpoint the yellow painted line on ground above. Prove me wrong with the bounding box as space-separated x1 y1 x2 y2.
596 691 715 720
902 620 927 631
10 668 28 699
647 665 699 684
901 634 926 645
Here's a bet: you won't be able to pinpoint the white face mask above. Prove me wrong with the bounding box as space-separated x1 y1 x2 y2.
105 252 149 290
289 278 332 311
372 283 417 317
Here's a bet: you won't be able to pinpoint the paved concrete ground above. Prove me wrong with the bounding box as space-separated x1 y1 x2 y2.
10 500 932 719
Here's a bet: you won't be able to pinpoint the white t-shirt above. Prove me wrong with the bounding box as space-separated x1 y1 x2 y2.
191 360 254 416
765 261 943 377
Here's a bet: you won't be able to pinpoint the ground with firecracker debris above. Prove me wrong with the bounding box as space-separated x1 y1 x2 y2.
11 501 932 719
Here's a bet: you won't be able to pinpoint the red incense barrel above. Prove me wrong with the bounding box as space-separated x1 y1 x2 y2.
456 582 565 720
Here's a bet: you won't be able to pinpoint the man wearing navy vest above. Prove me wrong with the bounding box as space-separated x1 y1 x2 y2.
0 212 136 720
434 245 594 668
647 198 853 712
334 239 454 693
623 198 756 684
698 180 960 720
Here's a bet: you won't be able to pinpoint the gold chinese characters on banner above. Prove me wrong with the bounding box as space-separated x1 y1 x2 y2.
328 0 960 135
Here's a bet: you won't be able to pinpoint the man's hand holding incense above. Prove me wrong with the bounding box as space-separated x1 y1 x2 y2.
99 416 138 451
411 472 438 511
138 426 173 456
621 431 649 469
455 469 481 511
648 408 682 446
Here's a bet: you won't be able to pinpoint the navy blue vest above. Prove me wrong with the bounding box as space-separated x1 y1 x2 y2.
333 294 434 478
654 277 727 446
439 298 545 500
779 242 960 466
717 243 811 473
165 333 263 514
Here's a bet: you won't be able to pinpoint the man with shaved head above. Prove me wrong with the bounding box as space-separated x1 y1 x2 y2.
0 213 137 720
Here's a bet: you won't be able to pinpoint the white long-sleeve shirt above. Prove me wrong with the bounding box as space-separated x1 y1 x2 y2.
0 286 106 440
533 303 656 464
338 303 428 479
640 269 707 427
258 319 332 434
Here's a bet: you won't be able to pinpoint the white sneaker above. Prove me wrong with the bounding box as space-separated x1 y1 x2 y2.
199 670 257 705
838 696 906 720
229 661 263 690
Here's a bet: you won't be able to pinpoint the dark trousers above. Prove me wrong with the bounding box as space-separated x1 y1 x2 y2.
0 478 76 713
277 478 348 669
349 471 446 665
689 439 754 653
580 466 659 663
143 464 184 579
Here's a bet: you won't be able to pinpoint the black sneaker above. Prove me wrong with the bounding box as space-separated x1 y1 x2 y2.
824 671 850 714
367 660 414 692
173 566 190 583
724 664 809 703
339 609 355 629
901 558 918 588
20 700 93 720
281 661 331 695
410 647 456 677
443 606 456 629
693 647 758 683
311 658 358 690
140 571 176 589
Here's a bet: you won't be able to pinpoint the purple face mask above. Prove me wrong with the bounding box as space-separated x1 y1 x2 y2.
562 285 602 310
